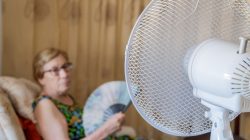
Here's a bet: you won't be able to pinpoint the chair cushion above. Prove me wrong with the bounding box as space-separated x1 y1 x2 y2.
0 76 41 123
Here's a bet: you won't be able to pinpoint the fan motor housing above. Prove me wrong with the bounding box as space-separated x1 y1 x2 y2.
188 38 250 112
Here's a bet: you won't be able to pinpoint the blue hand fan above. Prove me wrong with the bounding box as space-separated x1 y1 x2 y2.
83 81 131 135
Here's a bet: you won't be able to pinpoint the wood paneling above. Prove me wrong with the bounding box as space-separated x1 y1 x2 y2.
3 0 250 140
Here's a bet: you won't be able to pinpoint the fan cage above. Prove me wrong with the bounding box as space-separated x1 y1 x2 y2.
125 0 249 136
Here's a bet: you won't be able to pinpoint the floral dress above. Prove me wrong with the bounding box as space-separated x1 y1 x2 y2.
32 95 134 140
32 95 85 140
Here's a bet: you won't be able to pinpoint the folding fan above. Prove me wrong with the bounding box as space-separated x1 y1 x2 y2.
125 0 250 139
83 81 131 135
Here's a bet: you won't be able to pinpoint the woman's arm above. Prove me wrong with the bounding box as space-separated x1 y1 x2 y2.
82 112 125 140
34 99 70 140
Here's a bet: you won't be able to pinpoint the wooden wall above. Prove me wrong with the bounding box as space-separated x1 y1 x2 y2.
2 0 250 140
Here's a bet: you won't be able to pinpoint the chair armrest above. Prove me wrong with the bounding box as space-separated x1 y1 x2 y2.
0 92 26 140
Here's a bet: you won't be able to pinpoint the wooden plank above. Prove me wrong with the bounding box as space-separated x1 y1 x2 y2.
0 0 2 74
115 0 132 80
73 0 90 105
96 0 117 84
3 0 34 79
240 113 250 140
33 0 59 54
61 0 81 99
86 0 102 96
57 0 69 51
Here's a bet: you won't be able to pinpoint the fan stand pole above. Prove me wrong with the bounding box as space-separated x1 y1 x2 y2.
201 101 234 140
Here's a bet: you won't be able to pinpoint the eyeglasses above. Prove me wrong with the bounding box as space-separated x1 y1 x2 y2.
43 62 73 76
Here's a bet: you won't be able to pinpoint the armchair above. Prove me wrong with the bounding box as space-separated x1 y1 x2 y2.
0 76 41 140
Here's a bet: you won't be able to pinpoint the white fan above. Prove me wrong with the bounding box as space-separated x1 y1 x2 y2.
125 0 250 140
83 81 131 135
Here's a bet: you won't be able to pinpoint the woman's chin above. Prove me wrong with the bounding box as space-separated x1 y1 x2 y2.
59 86 70 94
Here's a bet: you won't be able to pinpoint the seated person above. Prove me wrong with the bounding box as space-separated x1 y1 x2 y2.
32 48 132 140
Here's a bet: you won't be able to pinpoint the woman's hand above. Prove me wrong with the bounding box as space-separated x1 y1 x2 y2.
82 112 125 140
102 112 125 135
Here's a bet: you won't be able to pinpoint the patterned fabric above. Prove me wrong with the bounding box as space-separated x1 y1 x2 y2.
32 95 85 140
32 95 135 140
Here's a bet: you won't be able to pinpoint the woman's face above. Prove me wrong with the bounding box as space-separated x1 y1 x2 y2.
39 54 72 95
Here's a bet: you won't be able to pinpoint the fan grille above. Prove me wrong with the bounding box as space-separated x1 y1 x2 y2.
232 58 250 99
125 0 250 136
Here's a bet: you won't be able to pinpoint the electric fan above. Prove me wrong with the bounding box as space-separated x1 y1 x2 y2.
125 0 250 140
83 81 131 135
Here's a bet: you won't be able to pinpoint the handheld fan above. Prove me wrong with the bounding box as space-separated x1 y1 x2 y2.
83 81 131 135
125 0 250 140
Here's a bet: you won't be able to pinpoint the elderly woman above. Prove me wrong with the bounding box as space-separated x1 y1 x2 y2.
32 48 127 140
